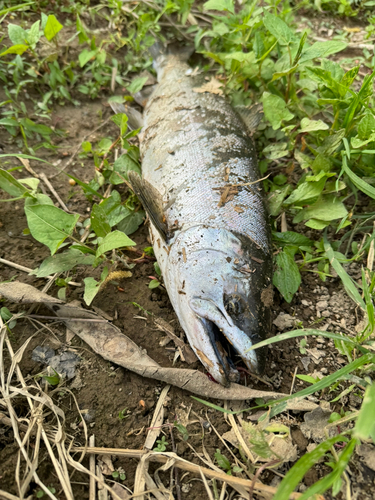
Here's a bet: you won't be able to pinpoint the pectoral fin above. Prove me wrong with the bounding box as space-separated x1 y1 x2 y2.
128 171 168 241
235 103 263 135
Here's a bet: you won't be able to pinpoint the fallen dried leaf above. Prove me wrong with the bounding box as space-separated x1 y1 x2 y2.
193 77 223 95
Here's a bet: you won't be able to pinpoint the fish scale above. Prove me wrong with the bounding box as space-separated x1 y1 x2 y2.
132 49 273 386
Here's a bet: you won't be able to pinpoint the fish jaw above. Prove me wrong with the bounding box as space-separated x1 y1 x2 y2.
154 225 272 386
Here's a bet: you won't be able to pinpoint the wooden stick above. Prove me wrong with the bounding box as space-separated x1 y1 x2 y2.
89 436 96 500
0 258 81 286
72 447 305 499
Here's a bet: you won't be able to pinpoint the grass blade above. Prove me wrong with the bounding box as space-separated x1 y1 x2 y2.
324 235 366 310
246 328 357 352
353 383 375 441
298 438 357 500
272 435 348 500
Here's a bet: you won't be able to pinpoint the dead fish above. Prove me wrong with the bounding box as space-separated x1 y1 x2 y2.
110 44 273 386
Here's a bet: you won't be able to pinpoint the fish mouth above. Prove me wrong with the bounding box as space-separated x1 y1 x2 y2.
190 297 260 386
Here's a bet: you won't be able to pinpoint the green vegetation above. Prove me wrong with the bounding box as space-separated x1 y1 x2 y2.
0 0 375 498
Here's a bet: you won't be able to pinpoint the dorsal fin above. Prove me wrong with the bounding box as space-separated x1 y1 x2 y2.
235 103 263 135
128 171 168 241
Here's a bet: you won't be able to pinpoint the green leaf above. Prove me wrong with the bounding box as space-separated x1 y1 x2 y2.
83 277 102 306
203 0 234 14
27 20 40 46
293 195 347 223
263 11 294 45
25 205 79 255
294 150 312 169
99 191 131 227
96 230 135 258
354 383 375 441
262 92 294 130
273 232 313 247
311 154 332 174
272 435 349 500
110 154 141 185
342 156 375 200
358 112 375 141
214 449 231 471
0 44 29 56
32 249 95 277
324 235 365 310
91 204 111 238
8 24 27 45
299 41 347 64
351 134 375 149
44 14 63 41
273 250 301 303
79 49 97 67
305 219 330 230
284 177 326 207
149 279 160 289
127 77 149 94
268 185 291 216
0 169 29 198
299 118 329 133
117 210 145 235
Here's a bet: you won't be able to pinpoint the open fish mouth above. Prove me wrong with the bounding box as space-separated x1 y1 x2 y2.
190 297 260 386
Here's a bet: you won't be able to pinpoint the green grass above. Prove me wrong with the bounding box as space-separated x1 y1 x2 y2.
0 0 375 497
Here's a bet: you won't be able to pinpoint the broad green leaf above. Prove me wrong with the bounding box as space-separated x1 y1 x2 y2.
351 134 375 149
90 204 111 237
0 44 29 56
299 41 347 64
305 219 330 230
215 449 231 471
358 112 375 141
284 177 326 207
318 130 345 155
299 118 329 133
0 169 28 198
8 24 27 45
203 0 234 13
273 250 301 303
273 232 313 247
293 195 347 223
294 150 312 169
354 383 375 441
127 77 148 94
25 205 79 255
263 11 294 45
110 154 141 184
268 185 291 216
79 49 97 67
99 191 131 226
24 193 54 206
32 249 95 277
117 210 145 235
342 156 375 200
27 20 40 46
298 439 357 500
44 15 63 41
96 230 135 257
272 435 349 500
324 236 365 310
311 154 332 173
83 277 102 306
262 92 294 130
225 51 256 64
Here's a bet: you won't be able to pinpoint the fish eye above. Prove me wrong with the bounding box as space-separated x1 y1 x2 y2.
224 294 243 317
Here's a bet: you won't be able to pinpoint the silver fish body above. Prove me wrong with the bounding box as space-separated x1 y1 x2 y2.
137 49 273 386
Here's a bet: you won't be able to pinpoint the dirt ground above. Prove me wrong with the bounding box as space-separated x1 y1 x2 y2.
1 10 375 500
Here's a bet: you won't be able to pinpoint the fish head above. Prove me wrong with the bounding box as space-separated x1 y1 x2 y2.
164 226 273 386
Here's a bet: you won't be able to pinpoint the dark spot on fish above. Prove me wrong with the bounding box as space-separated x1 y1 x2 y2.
226 257 232 263
178 290 186 295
